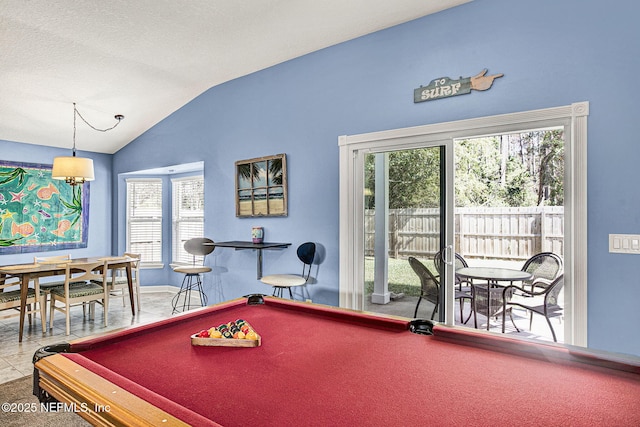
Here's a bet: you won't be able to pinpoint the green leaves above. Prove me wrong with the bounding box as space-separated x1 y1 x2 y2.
364 129 564 209
59 185 83 227
0 167 27 186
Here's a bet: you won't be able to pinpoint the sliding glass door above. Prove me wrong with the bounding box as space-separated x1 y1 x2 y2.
339 137 456 324
339 102 587 342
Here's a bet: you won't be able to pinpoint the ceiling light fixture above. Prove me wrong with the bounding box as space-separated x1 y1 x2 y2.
52 103 124 186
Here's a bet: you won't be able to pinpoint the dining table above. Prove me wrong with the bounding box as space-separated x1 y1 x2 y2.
455 266 533 331
0 256 137 342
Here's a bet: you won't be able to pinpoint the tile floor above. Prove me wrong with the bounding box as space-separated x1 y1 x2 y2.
0 291 176 385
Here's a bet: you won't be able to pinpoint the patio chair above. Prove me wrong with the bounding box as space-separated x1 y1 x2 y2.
501 274 564 342
433 250 473 323
521 252 563 292
471 281 515 331
408 257 440 319
434 250 471 290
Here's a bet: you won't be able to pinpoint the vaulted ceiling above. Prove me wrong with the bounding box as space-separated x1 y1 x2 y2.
0 0 470 154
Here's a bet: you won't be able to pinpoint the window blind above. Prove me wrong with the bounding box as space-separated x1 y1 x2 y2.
172 176 204 264
126 179 163 264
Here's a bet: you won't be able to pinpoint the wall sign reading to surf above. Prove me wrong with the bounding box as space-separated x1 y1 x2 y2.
0 160 89 253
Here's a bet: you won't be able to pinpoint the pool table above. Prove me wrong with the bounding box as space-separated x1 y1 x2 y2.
33 295 640 426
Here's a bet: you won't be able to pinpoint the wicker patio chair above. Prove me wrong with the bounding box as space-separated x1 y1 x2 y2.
472 281 514 331
521 252 563 292
501 274 564 342
433 250 473 323
408 257 440 320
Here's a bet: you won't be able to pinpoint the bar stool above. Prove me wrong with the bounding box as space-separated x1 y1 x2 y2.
171 238 214 314
260 242 315 299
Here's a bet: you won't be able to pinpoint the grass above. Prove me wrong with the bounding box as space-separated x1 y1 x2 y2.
364 256 434 297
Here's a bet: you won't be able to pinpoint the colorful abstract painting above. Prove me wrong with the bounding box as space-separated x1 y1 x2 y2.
0 160 89 253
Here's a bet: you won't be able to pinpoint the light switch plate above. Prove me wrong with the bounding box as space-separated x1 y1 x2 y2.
609 234 640 254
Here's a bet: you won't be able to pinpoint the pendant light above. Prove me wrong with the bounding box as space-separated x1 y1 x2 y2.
52 103 124 186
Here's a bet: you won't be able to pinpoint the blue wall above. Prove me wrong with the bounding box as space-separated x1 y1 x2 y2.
2 0 638 356
114 0 640 356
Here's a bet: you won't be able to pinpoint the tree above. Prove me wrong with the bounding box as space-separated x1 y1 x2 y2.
364 129 564 209
455 137 504 206
456 130 564 207
365 148 441 209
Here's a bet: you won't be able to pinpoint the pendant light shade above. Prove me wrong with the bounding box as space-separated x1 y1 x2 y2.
51 156 95 186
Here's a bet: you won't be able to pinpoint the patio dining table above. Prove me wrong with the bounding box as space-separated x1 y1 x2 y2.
456 267 533 331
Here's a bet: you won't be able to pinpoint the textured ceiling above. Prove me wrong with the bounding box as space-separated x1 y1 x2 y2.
0 0 470 154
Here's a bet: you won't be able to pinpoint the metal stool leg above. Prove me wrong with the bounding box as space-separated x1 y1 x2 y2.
172 274 190 314
182 275 193 312
172 273 209 314
195 275 207 307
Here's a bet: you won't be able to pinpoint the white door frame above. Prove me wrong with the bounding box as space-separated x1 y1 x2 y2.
338 102 588 346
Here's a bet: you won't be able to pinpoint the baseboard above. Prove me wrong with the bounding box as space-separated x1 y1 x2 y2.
139 285 181 294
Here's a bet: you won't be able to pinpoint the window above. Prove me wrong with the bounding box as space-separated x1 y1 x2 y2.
126 179 162 265
172 176 204 264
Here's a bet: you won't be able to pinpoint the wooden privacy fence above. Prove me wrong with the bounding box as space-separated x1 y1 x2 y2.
365 206 564 261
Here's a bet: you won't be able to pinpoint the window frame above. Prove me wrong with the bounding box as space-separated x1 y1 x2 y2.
126 178 163 268
171 175 205 265
339 102 589 347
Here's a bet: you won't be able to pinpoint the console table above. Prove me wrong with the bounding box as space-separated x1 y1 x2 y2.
208 241 291 279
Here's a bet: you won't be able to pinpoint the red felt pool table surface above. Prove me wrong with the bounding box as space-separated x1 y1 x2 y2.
34 296 640 426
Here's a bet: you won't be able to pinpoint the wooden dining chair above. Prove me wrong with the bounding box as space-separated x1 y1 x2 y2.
49 260 109 335
97 254 142 312
33 254 72 288
34 254 75 326
0 273 46 333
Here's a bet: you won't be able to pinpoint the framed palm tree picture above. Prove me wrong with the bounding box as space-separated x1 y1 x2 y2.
235 153 287 217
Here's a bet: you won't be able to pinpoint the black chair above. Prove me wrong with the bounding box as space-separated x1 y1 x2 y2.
433 250 473 323
171 237 214 313
521 252 563 292
260 242 316 299
471 281 515 331
502 274 564 342
408 257 440 320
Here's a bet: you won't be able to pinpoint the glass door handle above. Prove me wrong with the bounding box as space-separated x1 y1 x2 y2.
443 245 454 266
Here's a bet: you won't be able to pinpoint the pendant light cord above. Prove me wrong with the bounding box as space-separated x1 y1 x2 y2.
72 102 124 156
